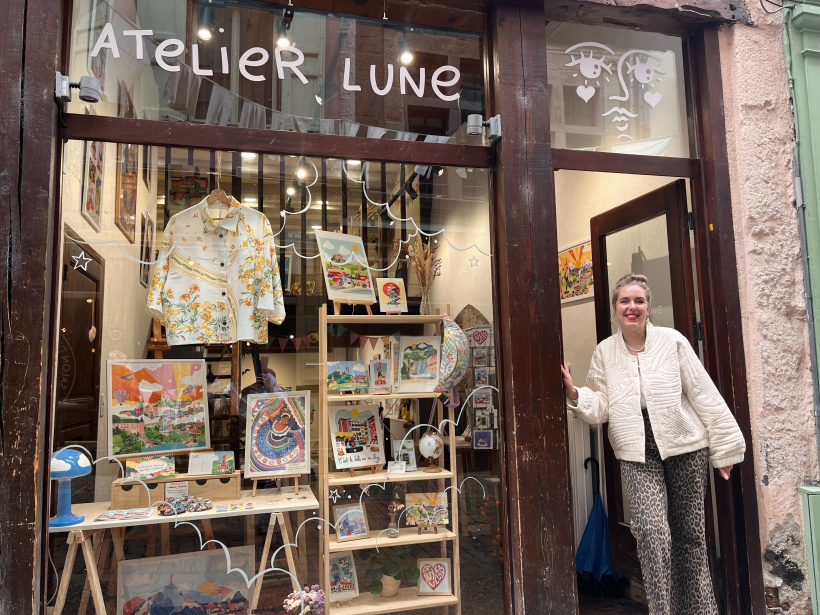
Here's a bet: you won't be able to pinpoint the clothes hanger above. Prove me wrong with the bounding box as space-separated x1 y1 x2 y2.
206 153 231 221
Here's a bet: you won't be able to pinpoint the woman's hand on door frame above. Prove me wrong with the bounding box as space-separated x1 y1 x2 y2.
561 363 578 401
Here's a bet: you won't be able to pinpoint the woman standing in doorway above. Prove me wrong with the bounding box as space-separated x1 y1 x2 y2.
560 273 745 615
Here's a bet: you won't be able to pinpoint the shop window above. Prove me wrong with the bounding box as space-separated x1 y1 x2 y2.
47 140 503 615
547 22 690 157
67 0 484 143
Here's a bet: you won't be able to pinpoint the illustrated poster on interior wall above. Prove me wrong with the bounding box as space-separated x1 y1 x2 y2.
107 360 209 457
117 546 255 613
80 111 104 232
245 391 310 477
376 278 408 313
314 230 376 304
328 403 386 470
558 241 594 303
399 336 441 393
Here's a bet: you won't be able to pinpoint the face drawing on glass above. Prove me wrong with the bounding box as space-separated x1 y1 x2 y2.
565 43 668 141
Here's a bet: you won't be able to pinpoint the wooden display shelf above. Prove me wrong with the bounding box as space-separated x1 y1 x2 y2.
326 314 442 325
328 528 456 553
328 468 454 486
327 392 439 402
329 587 458 615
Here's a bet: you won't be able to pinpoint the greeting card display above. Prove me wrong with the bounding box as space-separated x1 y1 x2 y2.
405 492 449 526
189 451 235 476
417 558 452 595
328 404 386 469
473 430 494 450
125 456 176 480
376 278 408 313
315 230 376 303
329 552 360 601
245 391 310 477
471 390 492 408
368 359 391 394
333 503 370 541
474 368 489 387
398 336 441 393
327 361 369 392
467 326 492 348
472 348 488 367
107 360 209 457
392 439 418 471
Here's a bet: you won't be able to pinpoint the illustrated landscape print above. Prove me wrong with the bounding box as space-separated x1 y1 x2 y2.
107 360 209 457
245 391 310 477
327 361 368 392
117 545 255 614
399 336 441 393
314 229 376 303
558 240 594 303
405 492 449 526
328 404 386 469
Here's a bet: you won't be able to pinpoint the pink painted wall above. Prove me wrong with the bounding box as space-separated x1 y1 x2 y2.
719 5 818 611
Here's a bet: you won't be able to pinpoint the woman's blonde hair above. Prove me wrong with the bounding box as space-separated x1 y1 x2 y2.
611 273 652 310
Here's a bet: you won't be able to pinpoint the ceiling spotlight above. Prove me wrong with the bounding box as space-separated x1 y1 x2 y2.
398 32 413 65
348 159 361 166
434 166 444 176
287 185 296 196
197 5 215 41
277 7 294 47
296 156 309 179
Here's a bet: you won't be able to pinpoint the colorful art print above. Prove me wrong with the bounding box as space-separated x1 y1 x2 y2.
329 552 360 601
328 404 386 470
405 492 449 527
95 508 154 522
333 503 370 541
392 439 417 471
471 390 492 408
559 240 594 303
216 504 229 512
398 336 441 393
125 455 176 480
80 116 105 232
467 326 492 348
117 545 255 614
245 391 310 477
327 361 369 392
376 277 408 313
139 214 154 287
368 359 392 394
114 141 138 243
107 360 209 457
474 368 489 387
169 169 209 203
475 411 492 430
314 230 376 304
472 348 488 367
417 558 452 595
87 0 111 95
473 429 494 450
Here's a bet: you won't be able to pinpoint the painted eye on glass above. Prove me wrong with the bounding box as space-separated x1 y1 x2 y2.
565 51 613 80
626 59 666 84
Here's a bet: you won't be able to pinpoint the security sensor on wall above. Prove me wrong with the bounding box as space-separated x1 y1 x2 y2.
55 72 101 104
466 113 502 142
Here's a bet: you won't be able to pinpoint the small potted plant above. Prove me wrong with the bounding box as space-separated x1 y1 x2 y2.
283 585 325 614
360 545 421 597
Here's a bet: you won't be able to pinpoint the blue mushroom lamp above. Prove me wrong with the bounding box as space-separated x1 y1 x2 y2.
50 448 92 527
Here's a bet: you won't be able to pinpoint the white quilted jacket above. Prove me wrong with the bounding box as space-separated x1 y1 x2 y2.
568 323 746 468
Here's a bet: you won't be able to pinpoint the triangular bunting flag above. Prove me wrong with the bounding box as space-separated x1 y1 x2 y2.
328 324 336 337
360 336 369 348
293 337 303 351
278 338 289 351
369 337 379 349
304 335 312 348
338 325 348 335
381 336 391 349
350 332 359 345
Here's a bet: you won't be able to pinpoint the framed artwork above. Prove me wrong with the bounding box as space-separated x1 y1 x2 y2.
245 391 310 477
139 215 154 287
87 0 111 96
472 348 488 367
80 110 104 232
107 359 209 457
169 167 209 204
392 439 417 471
142 141 153 190
328 403 386 470
398 336 441 393
474 367 489 387
333 503 370 541
118 546 255 613
329 552 360 601
558 240 594 303
314 230 376 304
467 326 492 348
417 558 452 595
405 492 449 526
376 277 408 313
124 456 176 480
327 361 368 392
115 140 138 243
473 429 494 450
368 359 391 394
475 411 492 430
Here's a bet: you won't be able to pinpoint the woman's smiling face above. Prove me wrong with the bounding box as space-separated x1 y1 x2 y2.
614 284 649 332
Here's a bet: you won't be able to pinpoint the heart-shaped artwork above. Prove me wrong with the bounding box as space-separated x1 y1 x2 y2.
576 85 595 103
472 330 489 346
644 91 662 108
421 563 447 590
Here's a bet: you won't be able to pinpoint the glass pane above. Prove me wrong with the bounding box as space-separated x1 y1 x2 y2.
50 140 501 614
547 22 690 157
67 0 484 143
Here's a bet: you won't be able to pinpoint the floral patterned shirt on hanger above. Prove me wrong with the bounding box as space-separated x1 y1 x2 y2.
147 196 286 345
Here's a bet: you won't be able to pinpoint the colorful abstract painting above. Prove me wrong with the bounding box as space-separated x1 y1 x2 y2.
559 240 594 303
244 391 310 477
117 545 255 614
314 230 376 303
107 360 209 457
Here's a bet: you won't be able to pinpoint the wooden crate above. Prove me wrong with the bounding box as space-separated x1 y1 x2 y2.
110 471 241 508
187 472 241 500
110 480 165 509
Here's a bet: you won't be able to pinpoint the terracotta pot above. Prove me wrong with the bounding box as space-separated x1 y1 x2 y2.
380 574 401 598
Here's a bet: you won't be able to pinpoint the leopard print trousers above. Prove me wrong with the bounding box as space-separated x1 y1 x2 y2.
620 412 718 615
